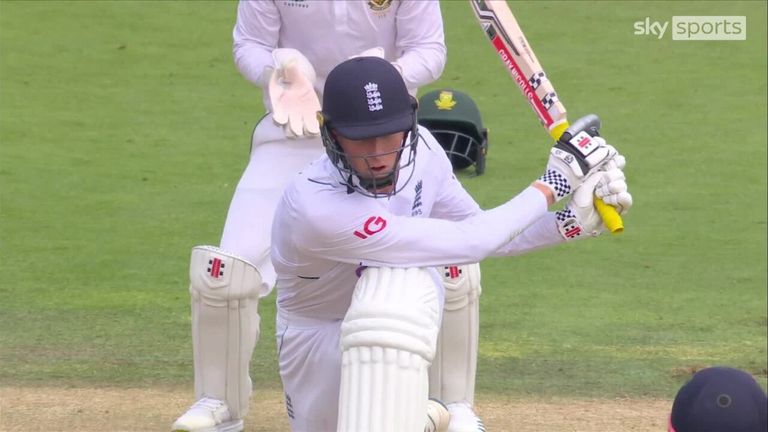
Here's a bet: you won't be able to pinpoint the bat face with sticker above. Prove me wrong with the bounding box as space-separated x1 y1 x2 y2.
469 0 624 233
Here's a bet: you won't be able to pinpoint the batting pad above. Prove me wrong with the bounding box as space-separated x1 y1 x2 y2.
189 245 261 420
337 267 441 432
429 263 481 406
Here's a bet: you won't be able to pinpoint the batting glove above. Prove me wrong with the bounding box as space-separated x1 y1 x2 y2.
537 132 616 202
268 48 321 138
596 153 632 214
555 161 632 240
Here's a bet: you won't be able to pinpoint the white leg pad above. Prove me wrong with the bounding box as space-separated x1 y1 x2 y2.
337 267 441 432
429 263 481 406
190 245 261 420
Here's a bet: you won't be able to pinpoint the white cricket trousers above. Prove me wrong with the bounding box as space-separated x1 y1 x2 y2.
276 313 344 432
220 116 324 297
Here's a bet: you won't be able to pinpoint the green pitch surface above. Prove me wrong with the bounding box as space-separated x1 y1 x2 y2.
1 0 765 400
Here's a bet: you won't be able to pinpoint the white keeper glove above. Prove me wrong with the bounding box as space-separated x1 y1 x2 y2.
555 154 633 240
536 133 616 203
268 48 321 138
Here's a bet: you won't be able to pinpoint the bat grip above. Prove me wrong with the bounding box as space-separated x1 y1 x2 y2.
595 198 624 234
547 121 570 142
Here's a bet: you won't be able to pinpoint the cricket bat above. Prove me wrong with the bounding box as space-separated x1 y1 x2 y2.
469 0 623 233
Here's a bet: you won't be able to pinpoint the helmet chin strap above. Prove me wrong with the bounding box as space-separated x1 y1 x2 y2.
356 170 397 192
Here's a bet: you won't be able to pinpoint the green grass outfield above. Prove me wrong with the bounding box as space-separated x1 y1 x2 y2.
1 0 765 401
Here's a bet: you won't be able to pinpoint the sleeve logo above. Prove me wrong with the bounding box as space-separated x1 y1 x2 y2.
353 216 388 239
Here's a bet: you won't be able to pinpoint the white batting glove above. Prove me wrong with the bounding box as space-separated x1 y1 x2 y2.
596 152 632 214
536 134 616 202
268 48 321 138
555 160 632 240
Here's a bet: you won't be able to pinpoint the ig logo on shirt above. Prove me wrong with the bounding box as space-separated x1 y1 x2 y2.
353 216 388 239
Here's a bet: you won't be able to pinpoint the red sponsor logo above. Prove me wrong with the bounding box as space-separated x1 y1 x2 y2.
570 131 597 156
353 216 388 239
208 257 224 278
564 226 582 238
491 36 554 127
446 265 461 279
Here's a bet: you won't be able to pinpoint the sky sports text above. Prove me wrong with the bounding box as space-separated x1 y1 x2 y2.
634 16 746 40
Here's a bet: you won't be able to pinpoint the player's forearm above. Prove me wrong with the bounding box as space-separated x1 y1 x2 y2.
233 42 274 87
492 212 564 256
393 47 446 91
391 1 446 91
531 181 556 206
399 186 549 265
232 0 280 88
478 185 550 248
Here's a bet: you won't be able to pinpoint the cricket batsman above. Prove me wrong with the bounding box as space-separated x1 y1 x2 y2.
268 56 632 431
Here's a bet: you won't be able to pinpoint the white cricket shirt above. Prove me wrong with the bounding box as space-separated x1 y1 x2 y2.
271 128 564 320
233 0 446 96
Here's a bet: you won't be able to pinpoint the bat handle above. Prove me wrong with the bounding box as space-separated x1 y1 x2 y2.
595 197 624 234
549 120 624 235
547 121 570 142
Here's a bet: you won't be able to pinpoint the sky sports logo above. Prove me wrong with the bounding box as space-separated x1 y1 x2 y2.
634 16 746 40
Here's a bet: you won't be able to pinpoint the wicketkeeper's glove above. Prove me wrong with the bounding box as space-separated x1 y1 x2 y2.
267 48 321 138
556 155 633 240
